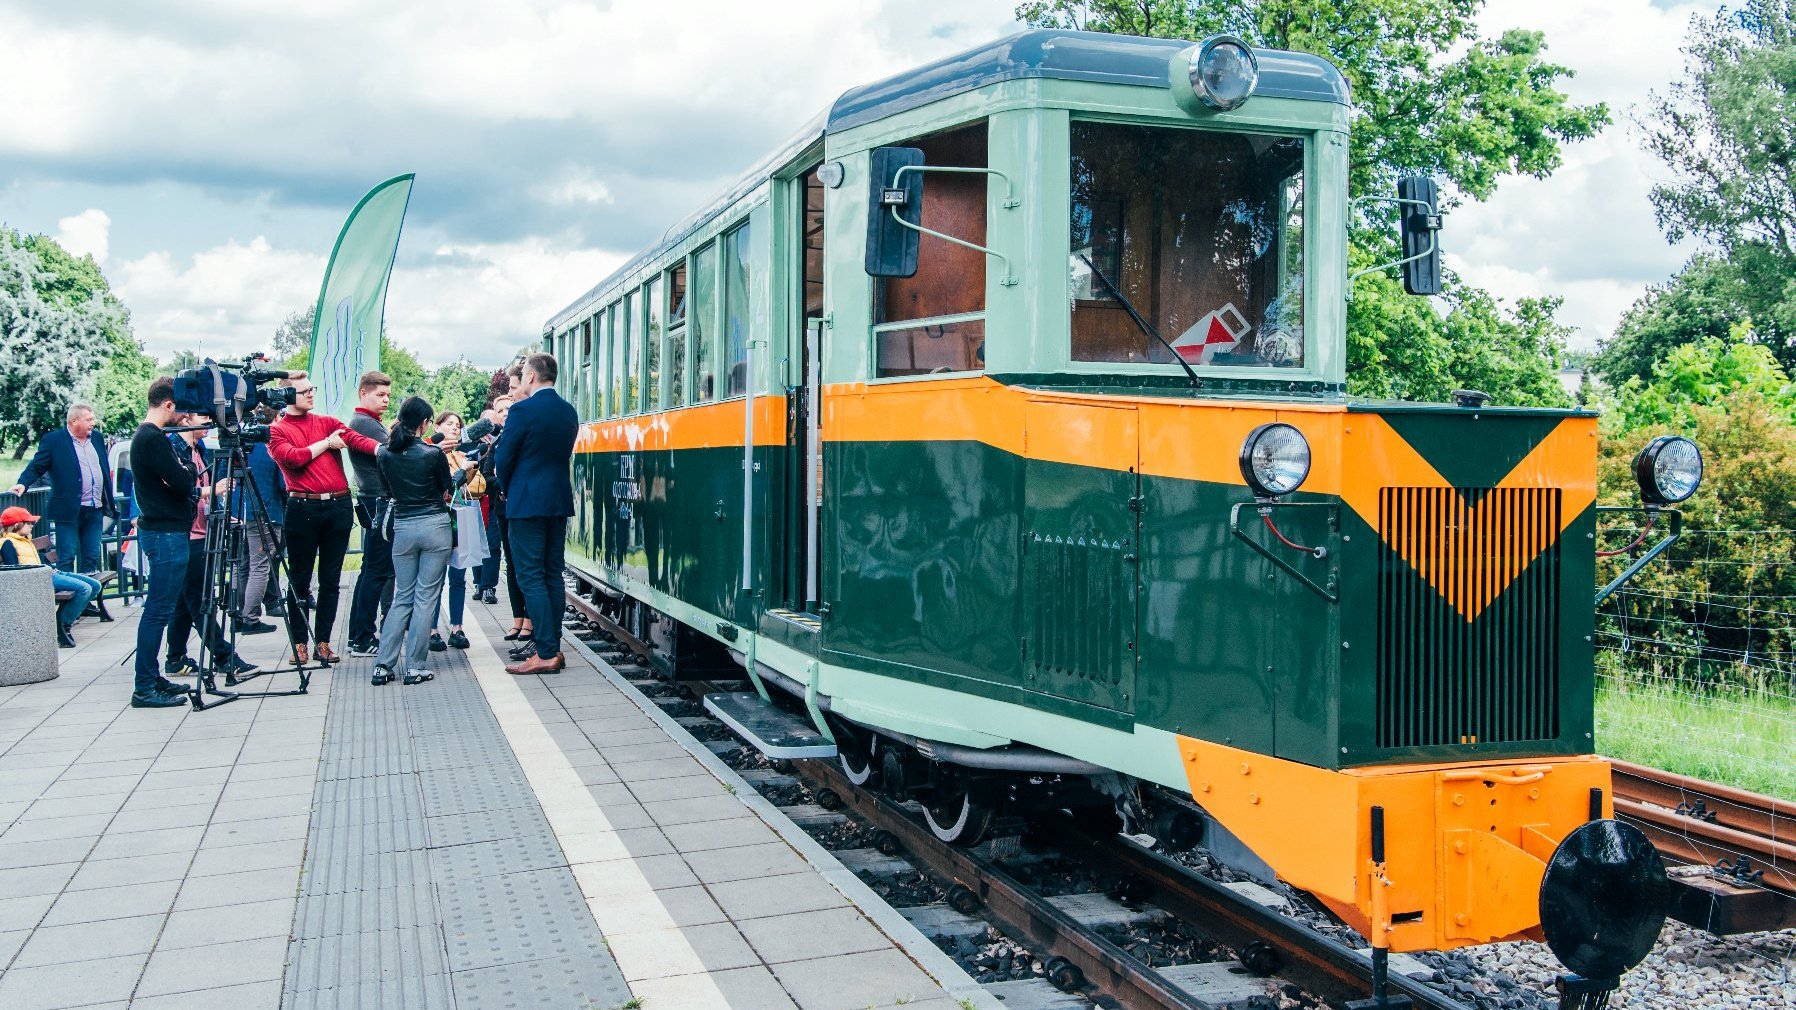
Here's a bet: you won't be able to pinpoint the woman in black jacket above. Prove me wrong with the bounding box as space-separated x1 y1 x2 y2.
372 397 452 686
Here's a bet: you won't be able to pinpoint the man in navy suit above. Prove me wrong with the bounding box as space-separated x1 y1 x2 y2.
10 402 113 572
495 352 578 675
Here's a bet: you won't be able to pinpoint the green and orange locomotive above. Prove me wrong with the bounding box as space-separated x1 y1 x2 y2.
543 29 1700 1001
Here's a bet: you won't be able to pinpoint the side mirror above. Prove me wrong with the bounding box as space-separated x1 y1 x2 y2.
1397 176 1442 296
865 146 925 278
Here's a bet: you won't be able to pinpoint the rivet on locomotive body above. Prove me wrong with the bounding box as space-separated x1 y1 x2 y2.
1454 840 1468 854
1240 762 1252 775
1453 793 1466 806
1249 793 1261 805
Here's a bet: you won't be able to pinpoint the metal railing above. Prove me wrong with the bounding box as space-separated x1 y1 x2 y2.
0 484 146 604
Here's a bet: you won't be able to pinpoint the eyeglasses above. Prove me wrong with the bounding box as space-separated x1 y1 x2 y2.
294 387 316 396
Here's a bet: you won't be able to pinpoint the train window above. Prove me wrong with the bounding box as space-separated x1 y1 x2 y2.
723 220 754 398
692 243 717 403
1070 122 1305 368
607 303 622 416
620 289 638 414
876 121 987 326
875 120 987 378
645 276 664 412
667 263 688 408
583 314 597 418
596 306 612 418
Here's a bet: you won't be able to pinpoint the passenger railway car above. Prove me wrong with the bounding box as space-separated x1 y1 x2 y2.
543 30 1692 995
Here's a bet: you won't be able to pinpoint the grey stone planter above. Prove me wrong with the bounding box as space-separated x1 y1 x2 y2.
0 565 59 686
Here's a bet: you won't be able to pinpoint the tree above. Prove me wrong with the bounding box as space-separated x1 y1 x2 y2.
0 229 116 455
1638 0 1796 371
1608 330 1796 431
422 359 497 422
272 306 314 361
1594 254 1755 386
93 330 160 435
1017 0 1604 405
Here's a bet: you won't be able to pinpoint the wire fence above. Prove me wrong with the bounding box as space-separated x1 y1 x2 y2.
1596 525 1796 801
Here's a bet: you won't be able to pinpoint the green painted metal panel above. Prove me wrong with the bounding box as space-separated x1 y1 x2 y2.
1380 413 1566 490
1021 449 1139 714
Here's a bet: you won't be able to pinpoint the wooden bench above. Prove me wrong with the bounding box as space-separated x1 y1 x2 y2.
33 536 116 622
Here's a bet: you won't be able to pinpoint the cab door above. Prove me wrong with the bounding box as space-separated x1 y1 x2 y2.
783 165 827 613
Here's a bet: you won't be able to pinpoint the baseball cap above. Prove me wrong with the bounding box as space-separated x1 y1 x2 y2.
0 505 40 526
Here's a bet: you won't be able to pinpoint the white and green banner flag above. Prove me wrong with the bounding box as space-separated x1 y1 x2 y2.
308 174 414 418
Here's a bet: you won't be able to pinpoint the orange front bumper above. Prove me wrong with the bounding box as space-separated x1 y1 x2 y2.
1175 736 1612 952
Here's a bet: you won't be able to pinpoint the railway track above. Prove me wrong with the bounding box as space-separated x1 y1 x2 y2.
560 572 1479 1010
1610 759 1796 935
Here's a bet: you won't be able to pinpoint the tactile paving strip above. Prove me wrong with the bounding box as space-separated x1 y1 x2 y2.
283 634 629 1008
451 954 635 1010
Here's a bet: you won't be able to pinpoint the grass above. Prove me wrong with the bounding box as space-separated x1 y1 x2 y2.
0 457 25 491
1596 676 1796 800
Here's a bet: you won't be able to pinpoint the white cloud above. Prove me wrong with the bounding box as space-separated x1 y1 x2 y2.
112 231 626 369
53 208 111 265
1446 0 1716 349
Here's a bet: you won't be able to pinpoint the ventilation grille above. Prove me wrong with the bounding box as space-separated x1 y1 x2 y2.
1376 487 1562 749
1024 533 1129 689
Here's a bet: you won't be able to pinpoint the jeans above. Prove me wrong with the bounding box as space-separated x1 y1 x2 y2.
134 530 189 696
348 499 395 644
477 505 501 591
53 506 105 573
234 522 278 622
53 570 101 626
378 512 452 674
430 566 466 633
167 537 234 664
508 516 567 660
283 496 354 646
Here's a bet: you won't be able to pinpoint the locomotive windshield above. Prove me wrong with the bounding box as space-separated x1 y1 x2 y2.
1070 122 1305 369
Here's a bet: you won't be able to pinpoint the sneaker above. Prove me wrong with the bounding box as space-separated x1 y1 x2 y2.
218 656 259 677
234 618 276 635
131 691 187 709
481 589 497 605
403 670 435 686
448 630 470 650
266 601 287 617
371 665 395 686
164 656 199 676
347 639 379 658
428 633 446 653
155 678 189 695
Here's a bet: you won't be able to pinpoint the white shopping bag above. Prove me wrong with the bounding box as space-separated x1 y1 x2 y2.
450 501 489 571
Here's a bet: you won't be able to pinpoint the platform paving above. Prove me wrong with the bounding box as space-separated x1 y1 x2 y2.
0 581 984 1010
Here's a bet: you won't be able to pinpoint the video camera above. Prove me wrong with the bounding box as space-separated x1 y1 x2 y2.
172 355 298 443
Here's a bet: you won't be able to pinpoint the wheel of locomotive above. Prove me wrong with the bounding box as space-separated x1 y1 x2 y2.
835 722 877 786
922 786 997 847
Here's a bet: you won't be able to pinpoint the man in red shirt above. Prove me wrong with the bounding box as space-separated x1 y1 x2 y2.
268 375 380 665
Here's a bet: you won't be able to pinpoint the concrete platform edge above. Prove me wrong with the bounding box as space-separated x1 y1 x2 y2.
561 633 1002 1010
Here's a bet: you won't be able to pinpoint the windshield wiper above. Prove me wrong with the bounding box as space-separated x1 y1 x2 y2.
1077 253 1200 390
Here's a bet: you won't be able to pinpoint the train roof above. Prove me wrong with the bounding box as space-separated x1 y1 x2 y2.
545 29 1349 333
828 29 1349 132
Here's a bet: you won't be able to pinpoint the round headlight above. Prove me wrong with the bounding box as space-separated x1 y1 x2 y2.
1188 36 1259 112
1240 422 1311 499
1632 435 1703 505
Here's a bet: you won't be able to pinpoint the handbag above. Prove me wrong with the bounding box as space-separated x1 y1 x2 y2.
448 497 489 570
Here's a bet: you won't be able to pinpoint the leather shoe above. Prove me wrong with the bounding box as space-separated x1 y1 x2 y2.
508 642 534 661
292 642 309 666
314 643 340 665
505 653 564 676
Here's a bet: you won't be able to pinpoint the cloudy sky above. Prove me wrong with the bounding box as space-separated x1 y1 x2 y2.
0 0 1716 370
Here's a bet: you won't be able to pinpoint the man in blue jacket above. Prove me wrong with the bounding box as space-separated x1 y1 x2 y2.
494 352 578 676
10 402 113 572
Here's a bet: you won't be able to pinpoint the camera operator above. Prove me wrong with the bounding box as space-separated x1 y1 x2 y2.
127 379 211 708
345 372 394 658
268 376 379 666
163 419 259 680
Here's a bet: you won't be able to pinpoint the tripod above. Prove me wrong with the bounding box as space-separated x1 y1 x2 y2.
185 435 311 711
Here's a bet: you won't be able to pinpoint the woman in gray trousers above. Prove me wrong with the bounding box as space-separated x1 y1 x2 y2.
372 396 453 686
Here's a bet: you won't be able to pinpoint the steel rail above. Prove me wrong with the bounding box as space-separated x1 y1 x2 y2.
1610 759 1795 895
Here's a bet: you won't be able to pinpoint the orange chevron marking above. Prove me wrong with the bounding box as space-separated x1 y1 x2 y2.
1344 416 1596 621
